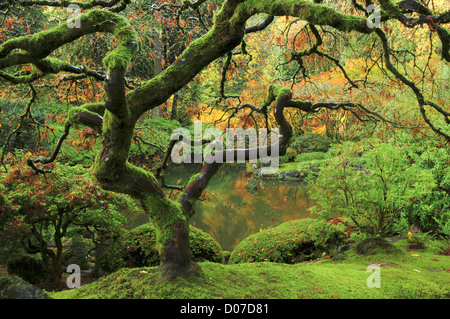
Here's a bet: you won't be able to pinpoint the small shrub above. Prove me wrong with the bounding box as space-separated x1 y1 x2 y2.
394 133 450 238
189 226 225 263
426 239 450 255
293 151 329 177
310 140 435 237
0 162 130 286
290 133 332 153
229 218 351 264
403 190 450 238
406 227 430 249
353 238 402 256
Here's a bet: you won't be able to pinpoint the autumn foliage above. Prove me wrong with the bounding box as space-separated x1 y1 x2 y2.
0 162 132 287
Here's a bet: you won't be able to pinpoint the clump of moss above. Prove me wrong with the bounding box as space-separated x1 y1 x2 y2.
354 238 403 256
102 20 138 70
229 218 351 264
103 45 134 71
6 253 46 285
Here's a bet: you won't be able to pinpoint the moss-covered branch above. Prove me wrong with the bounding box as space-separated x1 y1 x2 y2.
0 58 102 84
0 10 133 66
236 0 373 33
126 0 375 118
67 102 105 131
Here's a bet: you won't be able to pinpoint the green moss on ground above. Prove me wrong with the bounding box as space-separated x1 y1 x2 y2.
50 240 449 299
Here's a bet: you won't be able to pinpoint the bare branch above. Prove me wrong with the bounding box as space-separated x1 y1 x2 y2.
27 123 71 174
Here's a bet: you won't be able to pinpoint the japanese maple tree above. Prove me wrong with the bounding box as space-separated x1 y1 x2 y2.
0 0 449 279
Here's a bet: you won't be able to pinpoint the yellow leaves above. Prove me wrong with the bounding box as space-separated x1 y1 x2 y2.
312 125 326 135
246 79 259 88
408 230 413 240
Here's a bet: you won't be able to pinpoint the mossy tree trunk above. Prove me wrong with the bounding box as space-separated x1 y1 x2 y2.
2 0 448 280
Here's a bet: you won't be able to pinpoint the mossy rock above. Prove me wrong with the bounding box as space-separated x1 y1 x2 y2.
229 218 351 264
354 238 403 256
6 253 46 285
0 276 51 299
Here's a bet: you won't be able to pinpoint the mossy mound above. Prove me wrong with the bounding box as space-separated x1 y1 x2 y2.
354 238 403 256
0 276 51 299
229 218 351 264
6 253 46 285
96 223 224 273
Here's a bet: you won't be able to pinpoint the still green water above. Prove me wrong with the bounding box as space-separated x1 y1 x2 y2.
164 164 316 252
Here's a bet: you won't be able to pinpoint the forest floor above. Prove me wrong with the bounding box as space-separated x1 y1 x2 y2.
50 240 449 299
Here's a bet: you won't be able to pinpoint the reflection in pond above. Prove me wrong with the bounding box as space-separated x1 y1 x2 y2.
164 164 316 252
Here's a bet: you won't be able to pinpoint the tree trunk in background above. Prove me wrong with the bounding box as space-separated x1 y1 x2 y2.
151 28 163 119
171 93 178 120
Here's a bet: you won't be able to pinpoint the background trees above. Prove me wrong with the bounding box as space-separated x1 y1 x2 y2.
0 0 449 280
0 162 133 287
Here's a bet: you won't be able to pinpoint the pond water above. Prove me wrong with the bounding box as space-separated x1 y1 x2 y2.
164 164 316 252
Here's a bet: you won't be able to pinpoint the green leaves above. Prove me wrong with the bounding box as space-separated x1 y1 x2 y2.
0 161 132 264
310 139 436 236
